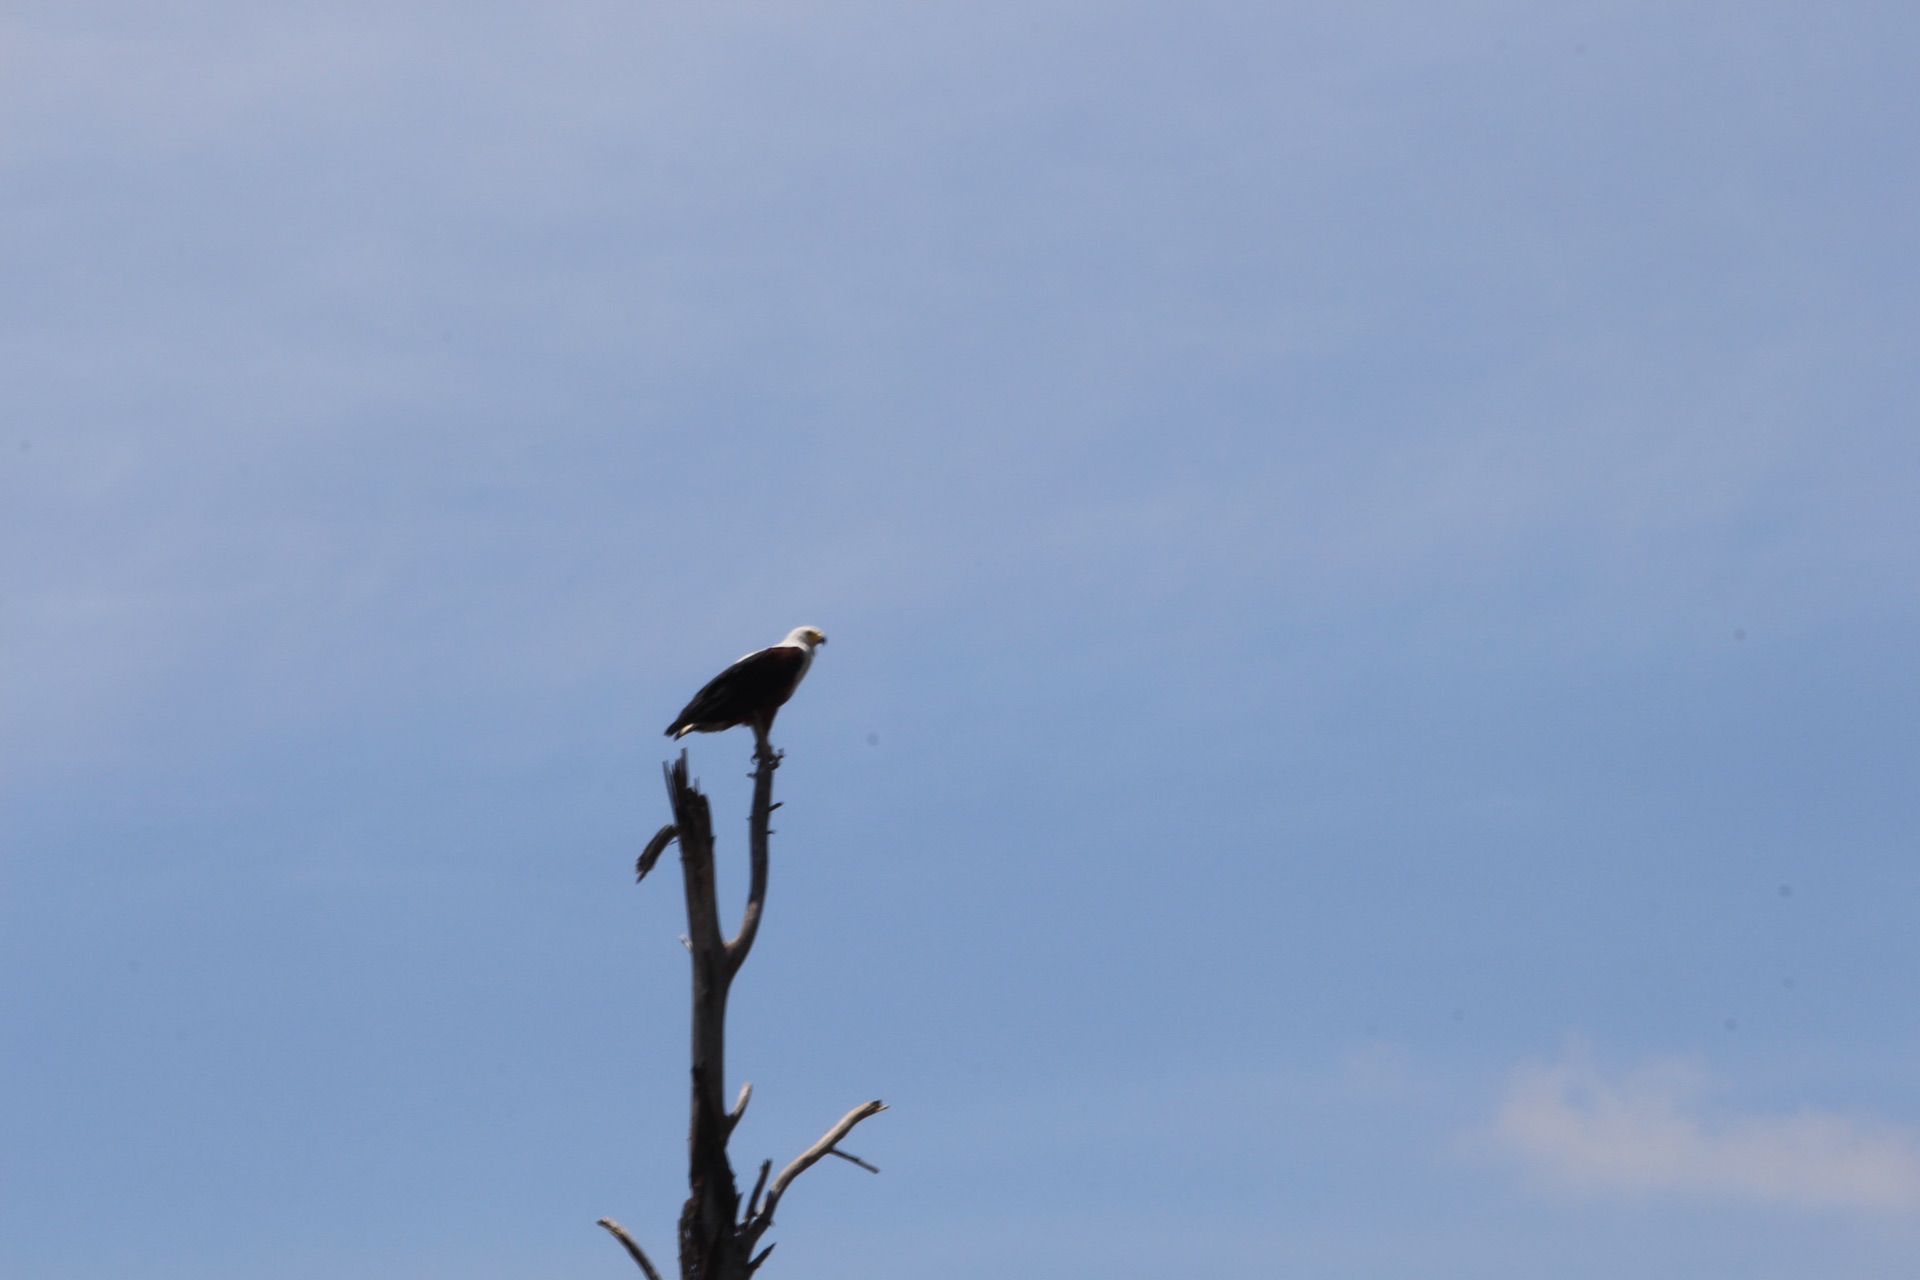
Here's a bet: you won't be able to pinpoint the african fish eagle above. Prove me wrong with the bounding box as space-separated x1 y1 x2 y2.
665 626 827 742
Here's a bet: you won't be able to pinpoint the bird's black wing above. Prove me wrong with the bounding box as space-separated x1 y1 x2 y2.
665 646 806 736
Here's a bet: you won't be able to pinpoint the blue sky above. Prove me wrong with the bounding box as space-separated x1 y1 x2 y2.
4 2 1918 1276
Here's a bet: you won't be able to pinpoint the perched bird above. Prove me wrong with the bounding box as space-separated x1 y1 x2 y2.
666 627 827 742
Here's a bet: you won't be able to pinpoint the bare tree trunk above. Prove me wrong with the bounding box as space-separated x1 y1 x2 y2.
601 735 884 1280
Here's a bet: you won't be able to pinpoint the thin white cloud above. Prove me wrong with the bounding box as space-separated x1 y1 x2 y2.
1492 1052 1920 1213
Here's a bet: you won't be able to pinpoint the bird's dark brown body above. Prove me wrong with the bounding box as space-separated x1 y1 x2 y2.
666 627 825 741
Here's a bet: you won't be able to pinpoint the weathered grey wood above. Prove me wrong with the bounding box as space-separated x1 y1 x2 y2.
665 751 744 1280
742 1100 888 1255
597 1218 665 1280
725 731 778 977
635 823 677 884
604 740 885 1279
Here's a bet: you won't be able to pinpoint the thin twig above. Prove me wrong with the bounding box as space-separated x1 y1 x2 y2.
728 1080 753 1134
635 823 677 883
749 1242 777 1272
596 1218 664 1280
825 1147 881 1174
725 738 779 975
745 1158 772 1221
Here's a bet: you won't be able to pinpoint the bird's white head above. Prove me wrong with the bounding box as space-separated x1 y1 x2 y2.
783 626 827 651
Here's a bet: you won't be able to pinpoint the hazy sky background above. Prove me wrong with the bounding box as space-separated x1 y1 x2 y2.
5 3 1918 1277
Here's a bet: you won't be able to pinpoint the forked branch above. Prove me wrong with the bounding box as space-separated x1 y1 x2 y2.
745 1100 889 1245
608 741 885 1277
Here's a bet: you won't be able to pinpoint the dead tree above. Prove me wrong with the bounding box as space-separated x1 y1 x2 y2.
599 733 886 1280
